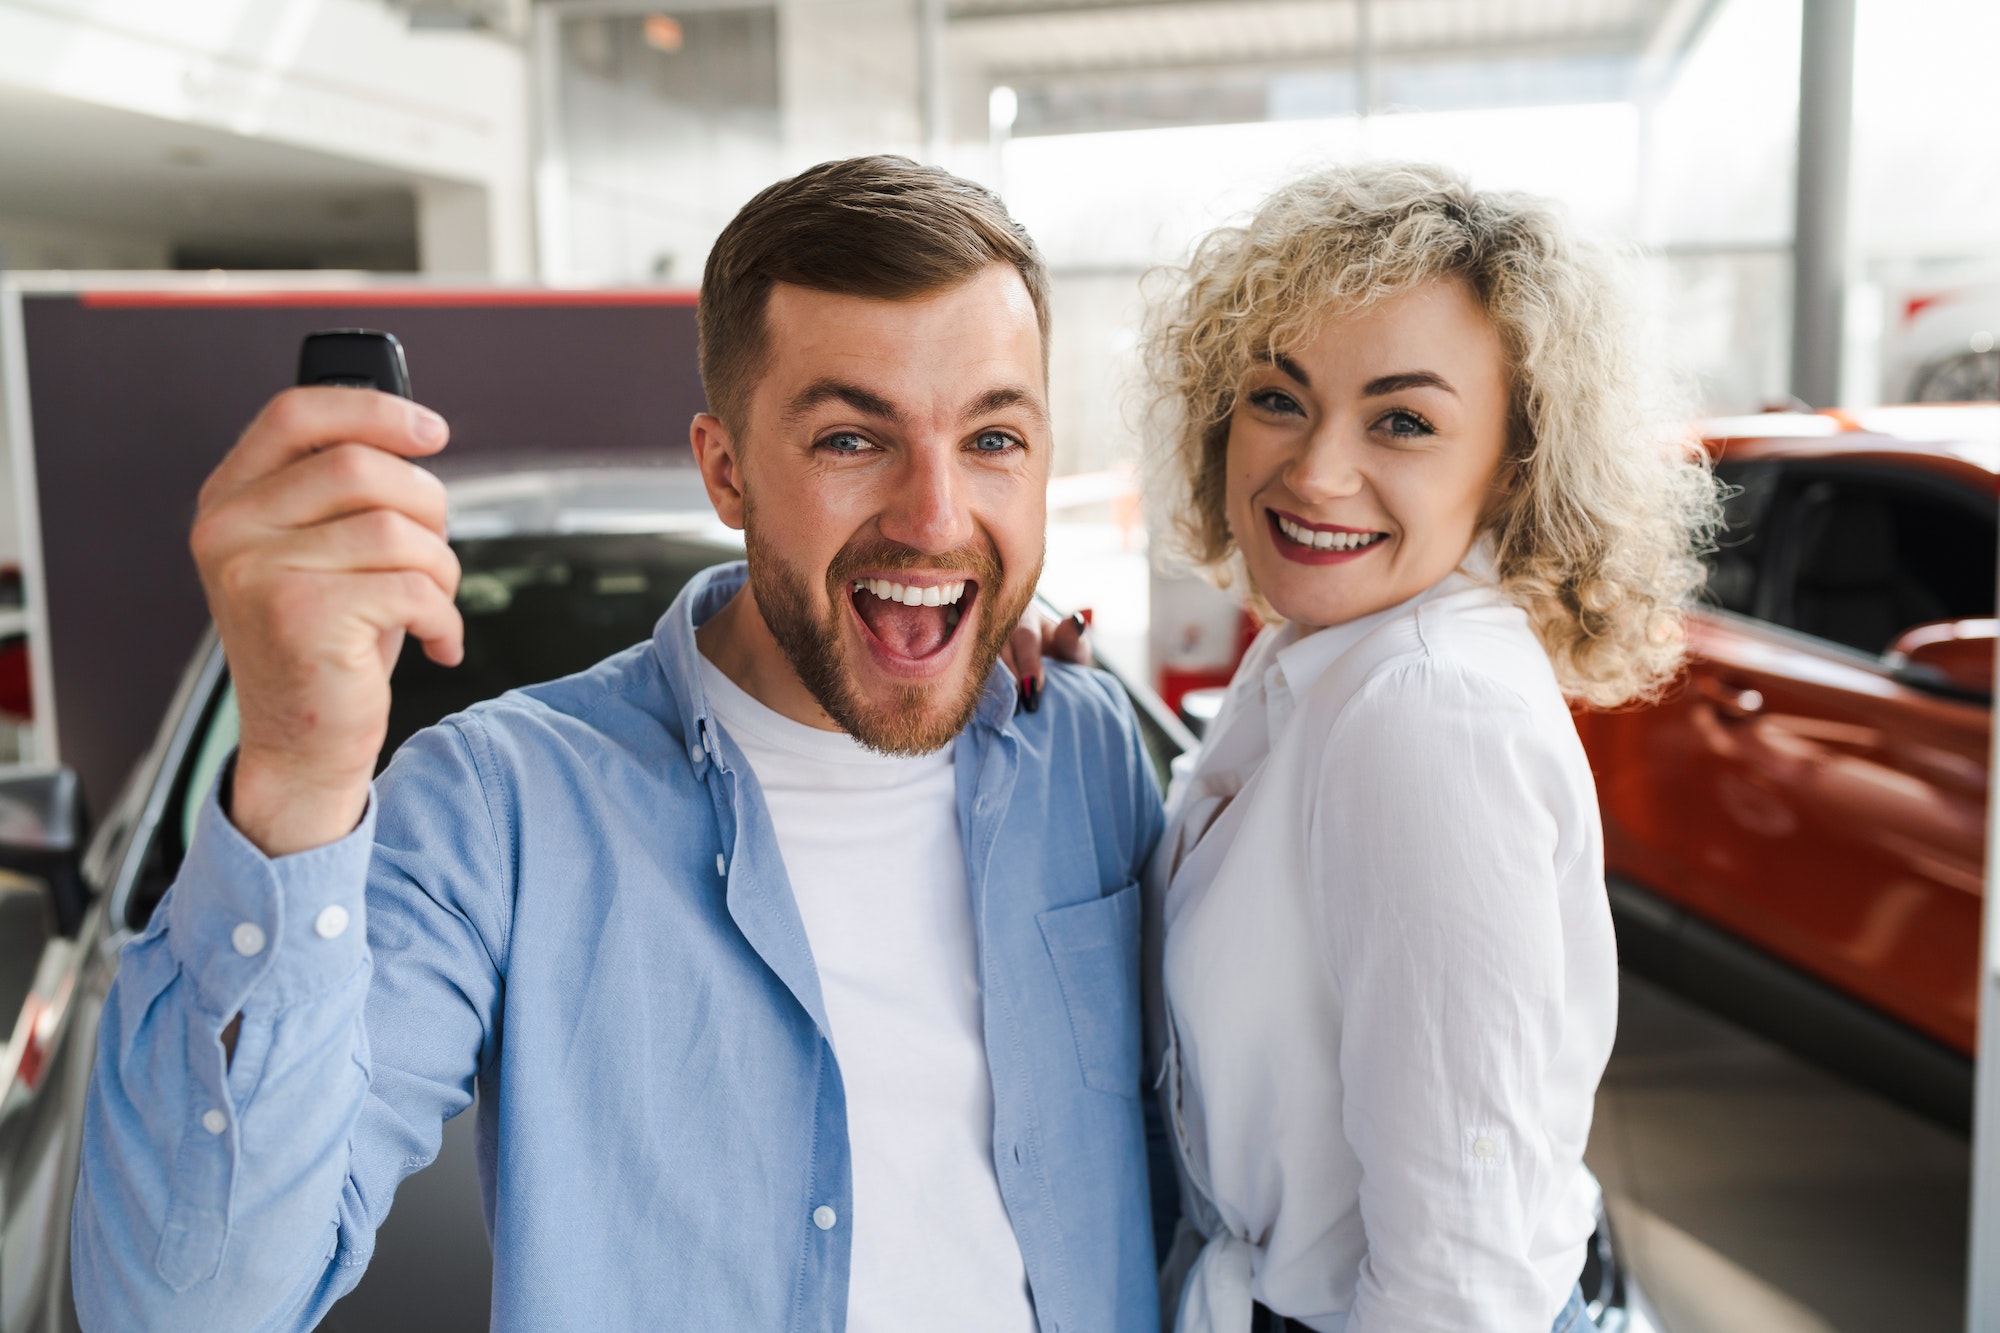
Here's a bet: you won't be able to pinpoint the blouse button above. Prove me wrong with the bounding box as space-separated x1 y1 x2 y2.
1472 1135 1500 1160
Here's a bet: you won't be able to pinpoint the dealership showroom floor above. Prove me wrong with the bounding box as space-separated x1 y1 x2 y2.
1589 976 1969 1333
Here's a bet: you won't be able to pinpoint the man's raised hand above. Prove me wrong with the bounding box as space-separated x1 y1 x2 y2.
190 387 462 857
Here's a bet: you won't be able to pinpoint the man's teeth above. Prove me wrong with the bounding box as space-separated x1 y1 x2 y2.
853 578 969 607
1276 515 1384 551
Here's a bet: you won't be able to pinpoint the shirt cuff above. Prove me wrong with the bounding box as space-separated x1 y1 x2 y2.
165 751 376 1018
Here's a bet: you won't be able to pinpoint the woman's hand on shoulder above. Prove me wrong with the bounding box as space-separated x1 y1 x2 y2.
1002 607 1092 712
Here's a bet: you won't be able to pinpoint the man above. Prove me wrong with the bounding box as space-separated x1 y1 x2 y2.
73 157 1163 1331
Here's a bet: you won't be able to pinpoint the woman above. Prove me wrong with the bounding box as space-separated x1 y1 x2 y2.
1140 163 1716 1333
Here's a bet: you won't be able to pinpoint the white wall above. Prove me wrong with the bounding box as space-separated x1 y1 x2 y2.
0 217 170 271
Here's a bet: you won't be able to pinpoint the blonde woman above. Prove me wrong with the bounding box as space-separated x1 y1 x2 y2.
1141 163 1716 1333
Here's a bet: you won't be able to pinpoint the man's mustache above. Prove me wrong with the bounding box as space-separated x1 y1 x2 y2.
824 537 1002 589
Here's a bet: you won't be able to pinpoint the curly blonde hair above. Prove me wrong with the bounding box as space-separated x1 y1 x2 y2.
1143 160 1719 707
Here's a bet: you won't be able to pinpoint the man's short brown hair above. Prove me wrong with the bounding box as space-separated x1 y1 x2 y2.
698 155 1050 431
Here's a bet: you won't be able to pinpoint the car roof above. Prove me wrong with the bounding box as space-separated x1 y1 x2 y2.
437 462 747 545
1699 405 2000 486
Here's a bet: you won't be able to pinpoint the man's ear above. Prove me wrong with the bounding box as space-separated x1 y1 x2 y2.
690 412 746 530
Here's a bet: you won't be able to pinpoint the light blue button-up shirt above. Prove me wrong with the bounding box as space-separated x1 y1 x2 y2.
73 562 1165 1332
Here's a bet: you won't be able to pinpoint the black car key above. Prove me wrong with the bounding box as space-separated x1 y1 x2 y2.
297 329 412 398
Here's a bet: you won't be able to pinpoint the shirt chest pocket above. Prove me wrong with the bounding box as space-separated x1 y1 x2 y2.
1036 880 1142 1099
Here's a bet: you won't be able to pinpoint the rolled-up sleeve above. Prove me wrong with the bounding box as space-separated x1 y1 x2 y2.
1309 661 1568 1332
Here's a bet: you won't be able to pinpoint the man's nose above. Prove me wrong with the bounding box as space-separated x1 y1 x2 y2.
878 440 975 553
1284 426 1367 505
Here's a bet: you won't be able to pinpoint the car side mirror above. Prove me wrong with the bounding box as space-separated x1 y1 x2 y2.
0 768 89 936
1886 618 1996 704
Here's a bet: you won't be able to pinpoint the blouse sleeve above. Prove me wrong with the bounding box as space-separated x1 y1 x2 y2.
1308 659 1573 1333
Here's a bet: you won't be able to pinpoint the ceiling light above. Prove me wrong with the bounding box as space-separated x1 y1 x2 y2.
643 14 684 52
989 84 1018 134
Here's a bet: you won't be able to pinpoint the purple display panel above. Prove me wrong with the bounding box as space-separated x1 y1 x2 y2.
17 288 703 809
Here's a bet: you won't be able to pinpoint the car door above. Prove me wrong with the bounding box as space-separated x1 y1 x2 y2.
1659 458 1992 1053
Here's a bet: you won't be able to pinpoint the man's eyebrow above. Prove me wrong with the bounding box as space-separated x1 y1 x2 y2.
783 378 905 425
1363 370 1457 397
965 385 1048 427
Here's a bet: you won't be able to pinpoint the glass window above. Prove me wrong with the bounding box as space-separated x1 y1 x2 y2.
1703 461 1779 616
1771 472 1997 655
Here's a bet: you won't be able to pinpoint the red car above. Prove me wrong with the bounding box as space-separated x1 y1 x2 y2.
1576 406 1999 1128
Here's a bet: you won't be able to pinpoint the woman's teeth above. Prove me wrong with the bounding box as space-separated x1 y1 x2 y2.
854 578 969 607
1276 515 1385 551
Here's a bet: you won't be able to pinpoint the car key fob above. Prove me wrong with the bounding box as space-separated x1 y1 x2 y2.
297 329 412 398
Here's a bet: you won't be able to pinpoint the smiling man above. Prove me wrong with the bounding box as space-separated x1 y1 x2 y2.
72 158 1164 1333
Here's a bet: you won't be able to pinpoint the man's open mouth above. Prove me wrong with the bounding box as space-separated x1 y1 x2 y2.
849 576 975 662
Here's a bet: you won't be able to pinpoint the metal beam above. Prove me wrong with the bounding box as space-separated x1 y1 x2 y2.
1788 0 1854 408
977 31 1647 84
921 0 949 161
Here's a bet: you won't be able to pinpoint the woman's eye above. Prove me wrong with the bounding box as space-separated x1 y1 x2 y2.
1249 388 1305 417
971 431 1018 454
821 431 871 454
1374 408 1434 438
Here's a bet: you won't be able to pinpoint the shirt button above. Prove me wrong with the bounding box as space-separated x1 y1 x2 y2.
202 1109 227 1135
231 922 266 957
812 1205 837 1231
314 904 351 940
1472 1136 1499 1160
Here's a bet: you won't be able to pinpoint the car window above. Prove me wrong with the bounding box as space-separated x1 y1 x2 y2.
1767 467 1997 655
129 533 741 928
1703 461 1779 616
180 682 239 854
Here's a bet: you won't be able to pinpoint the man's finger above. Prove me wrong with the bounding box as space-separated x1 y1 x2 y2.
357 569 465 668
202 386 449 506
235 442 451 539
269 510 462 600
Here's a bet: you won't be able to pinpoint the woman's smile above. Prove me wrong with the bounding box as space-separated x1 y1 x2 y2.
1266 508 1391 563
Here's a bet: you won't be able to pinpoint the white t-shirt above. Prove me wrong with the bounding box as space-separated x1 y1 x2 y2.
697 655 1036 1333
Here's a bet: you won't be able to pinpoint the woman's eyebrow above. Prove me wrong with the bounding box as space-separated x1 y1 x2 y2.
1271 354 1311 387
1363 370 1456 397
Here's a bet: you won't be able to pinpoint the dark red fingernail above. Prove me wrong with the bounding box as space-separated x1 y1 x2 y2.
1069 611 1088 634
1023 676 1041 713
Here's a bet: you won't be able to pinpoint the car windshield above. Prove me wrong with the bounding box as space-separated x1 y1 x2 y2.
381 531 742 765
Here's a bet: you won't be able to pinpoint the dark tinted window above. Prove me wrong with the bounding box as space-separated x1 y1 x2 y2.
382 532 740 766
1703 461 1779 616
1771 471 1996 655
132 533 739 927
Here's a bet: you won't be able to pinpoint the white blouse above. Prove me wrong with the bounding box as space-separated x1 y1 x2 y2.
1148 550 1616 1333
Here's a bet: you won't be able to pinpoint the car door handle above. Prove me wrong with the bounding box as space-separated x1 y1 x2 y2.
1696 675 1764 719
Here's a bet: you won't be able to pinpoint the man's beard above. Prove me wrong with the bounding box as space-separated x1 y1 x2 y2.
744 509 1038 756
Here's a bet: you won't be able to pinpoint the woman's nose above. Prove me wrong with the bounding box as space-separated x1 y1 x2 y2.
878 440 974 553
1284 430 1365 505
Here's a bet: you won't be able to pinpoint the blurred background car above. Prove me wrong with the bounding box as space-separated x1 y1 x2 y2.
1577 406 1998 1133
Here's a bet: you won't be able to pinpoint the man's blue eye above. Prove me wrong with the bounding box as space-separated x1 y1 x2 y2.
973 431 1015 453
824 432 868 452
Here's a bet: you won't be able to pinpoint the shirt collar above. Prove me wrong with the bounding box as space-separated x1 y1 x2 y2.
650 560 1020 770
1267 535 1503 707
